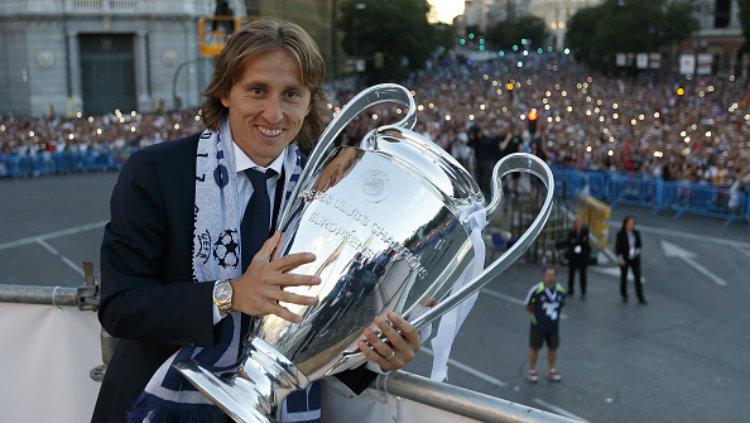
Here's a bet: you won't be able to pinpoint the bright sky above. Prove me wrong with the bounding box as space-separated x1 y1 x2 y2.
427 0 465 23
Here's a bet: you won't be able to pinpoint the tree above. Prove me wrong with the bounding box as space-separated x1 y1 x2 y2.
566 6 607 69
432 23 458 52
566 0 699 73
487 16 547 50
339 0 450 82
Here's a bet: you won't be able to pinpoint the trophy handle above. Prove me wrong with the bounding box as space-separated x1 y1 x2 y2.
409 153 555 330
278 83 416 228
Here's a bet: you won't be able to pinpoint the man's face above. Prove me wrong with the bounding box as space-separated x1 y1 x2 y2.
221 49 311 167
543 269 556 287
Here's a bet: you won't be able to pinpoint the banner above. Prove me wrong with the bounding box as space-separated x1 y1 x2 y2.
636 53 649 69
679 54 695 75
697 53 713 75
0 303 101 423
649 53 661 69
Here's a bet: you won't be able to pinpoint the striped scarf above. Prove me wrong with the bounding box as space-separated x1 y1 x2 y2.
127 120 319 423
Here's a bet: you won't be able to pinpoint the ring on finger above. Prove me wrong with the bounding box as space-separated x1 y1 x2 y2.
386 349 396 360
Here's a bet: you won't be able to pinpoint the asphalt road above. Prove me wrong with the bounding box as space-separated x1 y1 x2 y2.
1 172 748 422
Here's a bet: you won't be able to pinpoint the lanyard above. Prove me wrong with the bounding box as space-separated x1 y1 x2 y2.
545 287 557 302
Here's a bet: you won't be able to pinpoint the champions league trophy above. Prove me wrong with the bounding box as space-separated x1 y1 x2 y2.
174 84 555 423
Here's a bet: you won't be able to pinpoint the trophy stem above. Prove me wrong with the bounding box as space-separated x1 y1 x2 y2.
174 337 309 423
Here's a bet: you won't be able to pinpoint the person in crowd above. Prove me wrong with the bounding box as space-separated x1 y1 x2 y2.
566 217 591 300
524 266 565 383
92 19 420 423
499 123 522 196
615 216 647 304
468 125 496 197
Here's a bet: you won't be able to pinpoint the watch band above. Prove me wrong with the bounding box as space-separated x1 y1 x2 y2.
213 279 233 317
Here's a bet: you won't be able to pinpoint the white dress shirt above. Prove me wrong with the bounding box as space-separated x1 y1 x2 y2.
212 142 289 324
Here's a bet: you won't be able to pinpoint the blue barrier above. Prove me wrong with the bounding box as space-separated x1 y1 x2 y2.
551 166 748 224
0 152 747 224
0 149 137 178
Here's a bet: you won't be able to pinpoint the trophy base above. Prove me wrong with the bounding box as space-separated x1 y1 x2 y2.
174 337 308 423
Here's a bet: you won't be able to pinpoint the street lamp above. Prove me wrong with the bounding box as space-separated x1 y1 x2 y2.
351 2 367 70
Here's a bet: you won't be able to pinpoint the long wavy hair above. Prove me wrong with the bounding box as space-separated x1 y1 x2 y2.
201 18 330 149
619 216 635 234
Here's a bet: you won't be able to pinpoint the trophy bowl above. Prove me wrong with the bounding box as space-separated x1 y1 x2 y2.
174 84 554 423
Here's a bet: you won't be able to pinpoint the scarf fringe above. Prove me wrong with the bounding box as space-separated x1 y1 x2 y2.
127 392 226 423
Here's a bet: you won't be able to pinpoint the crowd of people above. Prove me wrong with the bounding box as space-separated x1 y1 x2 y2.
2 52 749 195
0 109 204 156
333 53 750 194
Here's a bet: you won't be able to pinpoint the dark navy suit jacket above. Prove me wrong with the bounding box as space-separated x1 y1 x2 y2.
92 133 375 423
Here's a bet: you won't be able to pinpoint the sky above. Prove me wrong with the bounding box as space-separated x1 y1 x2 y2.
427 0 465 23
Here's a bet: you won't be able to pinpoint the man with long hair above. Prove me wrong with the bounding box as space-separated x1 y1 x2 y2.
92 19 420 423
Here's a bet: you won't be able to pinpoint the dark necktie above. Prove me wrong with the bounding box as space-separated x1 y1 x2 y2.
240 168 277 267
239 167 277 338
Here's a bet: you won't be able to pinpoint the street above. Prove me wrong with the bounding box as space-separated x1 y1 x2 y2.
1 173 749 422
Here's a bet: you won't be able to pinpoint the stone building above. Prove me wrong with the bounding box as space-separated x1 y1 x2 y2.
679 0 746 76
0 0 235 117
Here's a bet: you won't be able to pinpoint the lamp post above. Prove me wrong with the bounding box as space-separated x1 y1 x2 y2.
353 3 366 59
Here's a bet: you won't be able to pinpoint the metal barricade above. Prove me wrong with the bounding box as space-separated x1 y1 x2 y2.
0 148 139 178
551 166 749 224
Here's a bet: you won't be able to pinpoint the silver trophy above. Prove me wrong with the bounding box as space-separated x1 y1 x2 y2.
174 84 554 423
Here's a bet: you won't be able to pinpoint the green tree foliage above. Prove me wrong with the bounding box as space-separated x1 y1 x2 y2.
432 23 458 51
487 16 548 50
566 0 699 73
339 0 452 82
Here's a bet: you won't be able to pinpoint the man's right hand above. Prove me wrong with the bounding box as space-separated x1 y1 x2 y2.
230 232 320 323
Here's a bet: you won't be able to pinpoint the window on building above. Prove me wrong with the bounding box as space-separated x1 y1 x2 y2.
714 0 731 28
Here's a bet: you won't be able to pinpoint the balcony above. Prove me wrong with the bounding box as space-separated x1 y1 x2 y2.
0 0 212 16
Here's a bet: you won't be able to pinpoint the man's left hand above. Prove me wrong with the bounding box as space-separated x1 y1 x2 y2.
358 311 420 372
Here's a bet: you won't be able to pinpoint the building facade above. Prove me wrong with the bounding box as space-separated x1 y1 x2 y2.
679 0 745 76
528 0 599 50
463 0 493 32
0 0 223 117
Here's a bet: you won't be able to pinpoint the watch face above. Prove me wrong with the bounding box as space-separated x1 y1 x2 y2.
215 282 232 303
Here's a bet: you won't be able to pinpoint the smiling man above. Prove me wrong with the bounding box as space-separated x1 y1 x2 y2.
92 19 420 423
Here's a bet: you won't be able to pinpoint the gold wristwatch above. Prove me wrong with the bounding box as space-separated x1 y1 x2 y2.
212 279 233 317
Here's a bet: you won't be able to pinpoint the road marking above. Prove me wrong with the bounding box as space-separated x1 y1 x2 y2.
733 246 750 257
607 221 750 250
590 266 646 283
420 346 507 388
661 240 727 287
533 397 590 422
0 220 108 251
422 344 587 422
481 288 568 319
35 239 85 276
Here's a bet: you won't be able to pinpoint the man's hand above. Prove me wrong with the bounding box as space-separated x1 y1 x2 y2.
230 232 320 323
357 311 421 372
